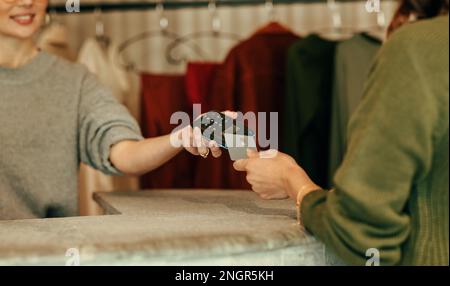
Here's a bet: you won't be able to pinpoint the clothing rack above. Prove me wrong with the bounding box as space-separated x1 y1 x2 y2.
47 0 365 13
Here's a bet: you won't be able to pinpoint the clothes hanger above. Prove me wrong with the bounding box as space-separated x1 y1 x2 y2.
364 8 388 43
94 8 111 51
317 0 354 41
117 2 208 71
165 0 242 65
256 0 291 33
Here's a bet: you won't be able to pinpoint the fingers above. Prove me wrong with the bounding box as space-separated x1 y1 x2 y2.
182 126 199 156
222 110 238 119
181 126 192 148
233 159 248 171
249 185 289 200
247 148 259 158
209 141 222 158
182 126 223 158
259 149 278 159
193 127 208 156
184 112 244 159
246 149 278 159
258 192 288 200
259 191 289 200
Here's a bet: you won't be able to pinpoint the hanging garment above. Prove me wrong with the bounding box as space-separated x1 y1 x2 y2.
140 73 196 189
37 23 76 62
185 62 233 189
211 22 300 114
206 22 300 189
282 35 338 189
77 38 140 216
185 62 221 107
328 33 381 185
78 38 131 104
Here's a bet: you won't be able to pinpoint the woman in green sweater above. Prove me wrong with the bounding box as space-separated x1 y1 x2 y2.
234 1 449 265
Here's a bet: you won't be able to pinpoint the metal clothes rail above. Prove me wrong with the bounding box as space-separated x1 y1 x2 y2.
47 0 366 13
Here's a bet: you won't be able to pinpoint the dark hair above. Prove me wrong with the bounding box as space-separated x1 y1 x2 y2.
388 0 449 35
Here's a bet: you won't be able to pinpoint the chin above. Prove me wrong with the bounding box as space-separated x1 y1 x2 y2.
13 28 40 39
1 20 42 40
1 29 36 40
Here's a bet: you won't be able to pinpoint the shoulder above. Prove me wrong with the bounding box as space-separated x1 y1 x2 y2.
40 52 110 100
381 16 449 59
392 15 449 40
43 51 95 84
359 17 448 139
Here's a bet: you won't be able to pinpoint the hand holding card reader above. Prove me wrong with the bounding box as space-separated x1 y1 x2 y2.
193 111 257 161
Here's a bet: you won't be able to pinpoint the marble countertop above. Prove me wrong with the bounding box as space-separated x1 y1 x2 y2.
0 190 339 266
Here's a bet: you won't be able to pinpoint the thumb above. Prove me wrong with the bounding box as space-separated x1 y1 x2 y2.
247 148 259 158
233 159 248 172
259 149 278 159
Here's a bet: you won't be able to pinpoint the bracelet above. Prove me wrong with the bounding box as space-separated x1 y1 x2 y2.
296 184 320 226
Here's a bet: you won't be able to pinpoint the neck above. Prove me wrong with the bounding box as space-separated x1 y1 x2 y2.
0 34 38 68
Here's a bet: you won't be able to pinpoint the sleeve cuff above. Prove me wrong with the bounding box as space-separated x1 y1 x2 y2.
301 189 328 232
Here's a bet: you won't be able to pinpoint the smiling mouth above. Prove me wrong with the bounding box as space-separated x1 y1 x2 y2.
10 14 36 26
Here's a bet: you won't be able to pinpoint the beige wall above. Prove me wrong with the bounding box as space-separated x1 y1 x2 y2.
50 0 398 74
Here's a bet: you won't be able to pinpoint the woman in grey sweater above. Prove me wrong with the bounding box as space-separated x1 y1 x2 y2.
0 0 221 220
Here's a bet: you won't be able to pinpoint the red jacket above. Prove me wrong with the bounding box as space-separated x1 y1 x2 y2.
140 73 195 189
203 22 300 189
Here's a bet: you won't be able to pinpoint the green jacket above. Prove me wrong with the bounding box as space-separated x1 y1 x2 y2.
283 35 337 188
302 16 449 266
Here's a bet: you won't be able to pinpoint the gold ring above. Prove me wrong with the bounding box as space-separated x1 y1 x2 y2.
200 149 210 158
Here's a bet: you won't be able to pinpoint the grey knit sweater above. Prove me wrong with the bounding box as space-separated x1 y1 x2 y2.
0 51 144 220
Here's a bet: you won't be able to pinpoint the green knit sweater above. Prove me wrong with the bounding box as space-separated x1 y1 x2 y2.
302 16 449 266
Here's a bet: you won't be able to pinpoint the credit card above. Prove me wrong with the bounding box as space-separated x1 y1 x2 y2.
193 111 255 149
224 133 257 161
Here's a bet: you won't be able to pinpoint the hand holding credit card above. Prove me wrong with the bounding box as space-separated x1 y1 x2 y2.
192 111 257 161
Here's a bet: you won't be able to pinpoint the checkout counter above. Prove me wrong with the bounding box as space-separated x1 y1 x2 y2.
0 190 343 266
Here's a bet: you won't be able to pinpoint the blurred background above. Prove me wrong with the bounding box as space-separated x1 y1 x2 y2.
38 0 398 215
